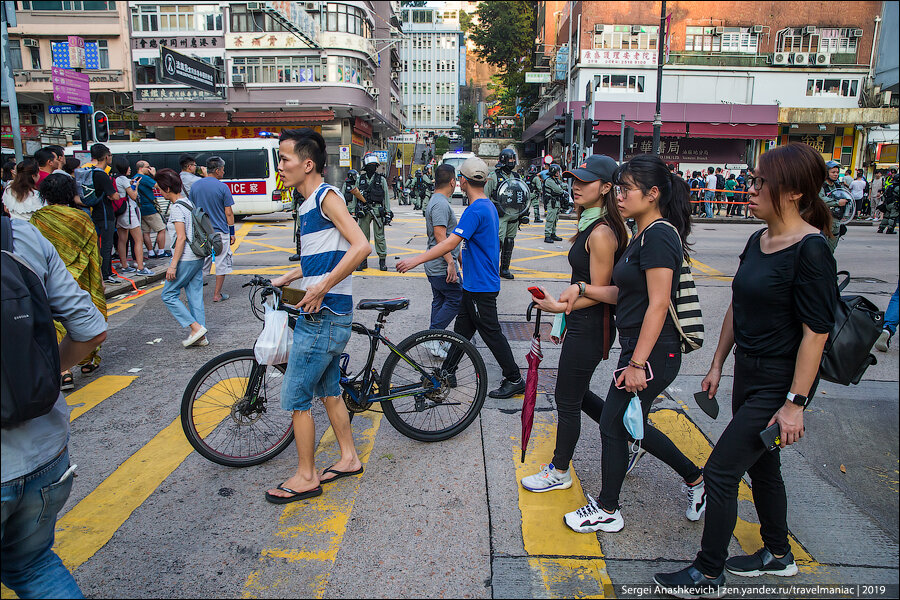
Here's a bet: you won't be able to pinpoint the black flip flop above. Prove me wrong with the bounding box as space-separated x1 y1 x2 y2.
264 484 323 504
319 466 364 485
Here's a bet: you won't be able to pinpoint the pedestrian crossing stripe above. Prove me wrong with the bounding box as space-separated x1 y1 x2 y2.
66 376 137 421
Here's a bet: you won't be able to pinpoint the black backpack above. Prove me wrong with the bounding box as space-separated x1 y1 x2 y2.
1 217 62 428
819 271 883 385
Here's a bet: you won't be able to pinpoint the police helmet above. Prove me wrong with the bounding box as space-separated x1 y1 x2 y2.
424 164 432 175
548 164 562 177
527 165 539 177
498 148 517 171
415 169 422 176
346 169 359 183
363 153 380 167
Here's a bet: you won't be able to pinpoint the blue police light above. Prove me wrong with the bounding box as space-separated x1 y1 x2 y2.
257 131 277 138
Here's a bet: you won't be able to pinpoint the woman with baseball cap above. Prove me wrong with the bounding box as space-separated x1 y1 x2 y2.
521 155 627 493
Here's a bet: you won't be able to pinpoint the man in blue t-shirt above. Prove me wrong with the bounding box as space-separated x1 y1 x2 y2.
135 161 169 258
190 156 236 302
397 156 524 399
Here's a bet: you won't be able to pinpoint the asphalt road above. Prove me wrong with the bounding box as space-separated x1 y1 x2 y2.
11 203 897 599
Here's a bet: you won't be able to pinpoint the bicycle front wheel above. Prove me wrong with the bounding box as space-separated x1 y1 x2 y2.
380 329 487 442
181 349 294 467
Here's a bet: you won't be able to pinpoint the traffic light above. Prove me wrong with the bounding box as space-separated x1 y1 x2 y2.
552 112 574 146
93 111 109 143
623 126 635 150
396 148 402 162
583 119 600 148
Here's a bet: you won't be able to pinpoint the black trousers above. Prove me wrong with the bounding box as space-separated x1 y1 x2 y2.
93 218 115 278
597 331 702 511
551 305 613 470
443 290 520 382
693 349 811 576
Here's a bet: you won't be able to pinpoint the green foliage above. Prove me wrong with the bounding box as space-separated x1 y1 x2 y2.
458 104 477 144
435 136 450 156
459 10 472 33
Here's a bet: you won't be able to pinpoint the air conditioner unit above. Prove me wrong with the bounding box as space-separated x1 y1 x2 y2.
246 2 263 11
631 25 642 35
752 25 764 34
792 52 809 65
23 38 39 48
304 2 319 11
594 24 604 33
812 52 831 66
851 28 863 37
803 26 816 35
773 52 790 65
714 26 725 35
232 74 246 86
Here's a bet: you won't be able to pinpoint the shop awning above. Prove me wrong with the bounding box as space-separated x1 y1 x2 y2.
139 111 229 126
688 122 779 139
231 110 334 124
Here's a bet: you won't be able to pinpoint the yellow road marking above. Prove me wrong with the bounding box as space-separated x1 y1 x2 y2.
648 409 818 567
689 259 732 282
516 415 615 598
242 412 382 599
66 376 137 422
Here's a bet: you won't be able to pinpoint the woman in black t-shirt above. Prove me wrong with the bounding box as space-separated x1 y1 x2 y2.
558 155 705 535
655 144 836 595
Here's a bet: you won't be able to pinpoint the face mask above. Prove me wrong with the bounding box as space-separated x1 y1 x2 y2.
365 165 377 176
623 394 644 441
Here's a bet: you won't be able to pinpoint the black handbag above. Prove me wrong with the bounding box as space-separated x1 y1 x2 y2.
819 271 884 385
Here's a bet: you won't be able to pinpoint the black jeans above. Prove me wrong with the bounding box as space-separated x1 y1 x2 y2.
597 331 702 511
693 349 813 576
551 305 613 471
427 274 463 330
443 290 520 382
93 218 115 278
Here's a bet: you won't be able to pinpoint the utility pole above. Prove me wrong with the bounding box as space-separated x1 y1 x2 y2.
619 114 625 163
1 1 23 162
651 0 666 157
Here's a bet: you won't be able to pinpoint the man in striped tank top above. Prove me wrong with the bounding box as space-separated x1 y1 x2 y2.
264 129 372 504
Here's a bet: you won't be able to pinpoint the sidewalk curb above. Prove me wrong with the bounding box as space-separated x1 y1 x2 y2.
103 265 168 300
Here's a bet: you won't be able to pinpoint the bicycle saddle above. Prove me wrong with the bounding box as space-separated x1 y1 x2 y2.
356 298 410 312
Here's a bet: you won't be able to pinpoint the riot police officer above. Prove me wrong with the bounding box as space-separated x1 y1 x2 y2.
411 169 427 210
877 176 899 234
352 154 392 271
342 169 359 218
485 148 529 279
420 164 435 212
820 160 852 253
289 189 306 261
543 164 565 244
527 164 543 223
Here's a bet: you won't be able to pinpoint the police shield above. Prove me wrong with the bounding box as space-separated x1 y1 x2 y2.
496 178 532 220
828 188 856 226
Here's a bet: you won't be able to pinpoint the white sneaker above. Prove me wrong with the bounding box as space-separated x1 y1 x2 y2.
564 495 624 533
521 463 572 492
194 336 209 347
874 329 891 352
182 326 209 347
684 479 707 522
625 447 647 475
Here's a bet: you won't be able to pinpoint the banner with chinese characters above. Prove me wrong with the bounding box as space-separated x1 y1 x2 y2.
787 134 834 155
226 32 307 49
174 125 321 140
132 36 221 50
581 49 658 67
596 136 747 164
136 88 223 102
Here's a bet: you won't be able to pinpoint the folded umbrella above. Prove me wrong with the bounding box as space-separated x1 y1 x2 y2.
521 301 543 462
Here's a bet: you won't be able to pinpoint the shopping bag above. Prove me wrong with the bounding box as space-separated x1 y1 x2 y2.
254 302 292 365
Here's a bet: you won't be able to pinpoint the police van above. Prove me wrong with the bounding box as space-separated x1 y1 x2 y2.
440 150 476 203
67 137 291 217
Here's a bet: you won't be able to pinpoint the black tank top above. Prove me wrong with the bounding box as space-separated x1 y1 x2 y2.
567 219 619 359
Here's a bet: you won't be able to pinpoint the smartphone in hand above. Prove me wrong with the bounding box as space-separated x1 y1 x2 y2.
760 423 781 451
528 286 545 299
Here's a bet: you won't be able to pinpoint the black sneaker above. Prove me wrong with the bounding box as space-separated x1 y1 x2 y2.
725 547 797 577
489 377 525 399
552 235 562 241
289 253 300 261
654 565 725 599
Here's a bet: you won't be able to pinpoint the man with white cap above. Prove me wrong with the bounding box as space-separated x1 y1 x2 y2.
397 156 525 399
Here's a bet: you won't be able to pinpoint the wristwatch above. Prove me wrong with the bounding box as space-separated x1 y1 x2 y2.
786 392 810 408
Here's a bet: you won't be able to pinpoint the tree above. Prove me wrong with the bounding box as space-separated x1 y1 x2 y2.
459 9 472 33
458 104 477 147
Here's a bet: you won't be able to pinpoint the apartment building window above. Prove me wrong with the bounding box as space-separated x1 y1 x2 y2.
332 55 371 84
410 10 434 24
593 25 658 50
20 1 115 9
818 28 858 54
597 74 645 92
685 27 759 53
27 43 41 69
134 5 223 32
135 58 158 85
230 4 286 32
325 3 371 38
806 78 859 97
7 39 22 70
777 28 819 53
2 104 44 126
232 56 320 84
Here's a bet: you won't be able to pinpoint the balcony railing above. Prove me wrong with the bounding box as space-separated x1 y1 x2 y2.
13 69 124 84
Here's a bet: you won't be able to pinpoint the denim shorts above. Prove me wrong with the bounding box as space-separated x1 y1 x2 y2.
280 311 353 411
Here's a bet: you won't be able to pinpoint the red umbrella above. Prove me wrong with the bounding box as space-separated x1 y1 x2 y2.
521 302 544 462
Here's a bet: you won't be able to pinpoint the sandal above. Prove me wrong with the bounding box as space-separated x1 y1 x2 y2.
81 363 99 376
61 372 75 391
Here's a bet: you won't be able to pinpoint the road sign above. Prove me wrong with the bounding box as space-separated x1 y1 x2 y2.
52 67 90 105
160 46 217 94
49 104 93 115
525 72 551 84
68 36 85 69
339 145 351 168
372 150 389 163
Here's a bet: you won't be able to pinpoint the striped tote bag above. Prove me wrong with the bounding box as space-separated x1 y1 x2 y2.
642 221 704 353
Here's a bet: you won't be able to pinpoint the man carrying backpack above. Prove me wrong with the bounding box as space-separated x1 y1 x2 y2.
2 215 107 599
84 144 122 284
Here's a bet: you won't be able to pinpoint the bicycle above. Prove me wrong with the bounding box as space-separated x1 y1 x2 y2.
180 276 488 467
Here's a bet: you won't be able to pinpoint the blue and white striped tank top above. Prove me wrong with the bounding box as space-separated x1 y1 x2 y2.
297 182 352 315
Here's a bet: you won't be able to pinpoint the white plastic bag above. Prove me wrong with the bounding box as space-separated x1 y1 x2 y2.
254 302 292 365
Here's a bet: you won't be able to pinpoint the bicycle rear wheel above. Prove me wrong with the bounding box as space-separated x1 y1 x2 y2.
380 329 487 442
181 349 294 467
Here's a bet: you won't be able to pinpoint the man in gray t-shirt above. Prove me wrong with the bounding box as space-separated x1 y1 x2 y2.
423 165 463 343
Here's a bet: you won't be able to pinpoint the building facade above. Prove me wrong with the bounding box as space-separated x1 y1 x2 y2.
4 0 136 150
524 1 898 172
128 1 403 181
399 3 465 135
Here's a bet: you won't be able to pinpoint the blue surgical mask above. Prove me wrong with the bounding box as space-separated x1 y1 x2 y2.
623 394 644 441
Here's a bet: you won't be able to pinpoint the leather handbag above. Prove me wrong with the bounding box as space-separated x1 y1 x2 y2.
819 271 884 385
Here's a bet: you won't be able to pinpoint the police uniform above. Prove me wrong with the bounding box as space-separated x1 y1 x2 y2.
819 178 848 253
355 170 391 271
342 179 358 217
411 171 430 210
878 178 899 234
543 173 565 243
485 167 528 279
529 172 543 222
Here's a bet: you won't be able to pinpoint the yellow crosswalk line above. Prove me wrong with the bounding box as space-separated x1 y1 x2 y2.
242 412 382 599
516 415 615 598
66 376 137 422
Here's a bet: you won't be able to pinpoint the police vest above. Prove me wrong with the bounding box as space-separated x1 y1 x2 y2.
360 173 385 204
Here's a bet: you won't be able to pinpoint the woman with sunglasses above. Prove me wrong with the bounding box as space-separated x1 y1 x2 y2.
654 143 836 596
558 154 705 534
